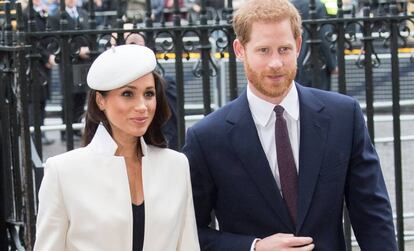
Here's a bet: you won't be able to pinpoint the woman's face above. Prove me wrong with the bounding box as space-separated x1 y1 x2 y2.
96 73 156 143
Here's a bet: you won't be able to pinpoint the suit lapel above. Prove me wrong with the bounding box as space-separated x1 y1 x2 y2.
64 11 76 29
295 84 330 232
226 92 295 232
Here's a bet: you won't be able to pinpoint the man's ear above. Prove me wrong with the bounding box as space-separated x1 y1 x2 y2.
95 92 105 111
233 39 245 62
295 35 302 57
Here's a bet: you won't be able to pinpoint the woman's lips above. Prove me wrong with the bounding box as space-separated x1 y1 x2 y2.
130 117 148 125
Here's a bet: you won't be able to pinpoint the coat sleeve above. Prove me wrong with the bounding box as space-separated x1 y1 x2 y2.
177 156 201 251
34 158 69 251
345 100 397 250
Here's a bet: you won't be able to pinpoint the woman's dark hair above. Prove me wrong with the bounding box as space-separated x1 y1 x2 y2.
82 71 171 149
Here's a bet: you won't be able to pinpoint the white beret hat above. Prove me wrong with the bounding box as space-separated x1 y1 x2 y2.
87 44 157 91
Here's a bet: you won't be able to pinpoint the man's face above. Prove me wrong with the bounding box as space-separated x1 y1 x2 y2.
33 0 41 7
234 19 302 104
65 0 77 8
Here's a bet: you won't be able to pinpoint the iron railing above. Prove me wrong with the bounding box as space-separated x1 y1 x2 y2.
1 0 413 250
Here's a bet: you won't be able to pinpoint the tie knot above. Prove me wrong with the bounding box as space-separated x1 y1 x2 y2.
69 8 78 18
274 105 284 117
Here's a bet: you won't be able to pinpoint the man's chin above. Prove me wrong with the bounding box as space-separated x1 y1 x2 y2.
267 82 293 97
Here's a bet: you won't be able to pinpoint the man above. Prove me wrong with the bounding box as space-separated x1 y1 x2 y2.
183 0 397 250
123 0 146 21
49 0 91 139
24 0 57 144
408 0 414 36
191 0 224 20
0 117 6 250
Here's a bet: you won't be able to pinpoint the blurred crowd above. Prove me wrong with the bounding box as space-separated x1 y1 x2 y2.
11 0 412 29
16 0 247 29
324 0 413 17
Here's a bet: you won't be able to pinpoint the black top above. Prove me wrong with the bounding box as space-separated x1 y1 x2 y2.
132 202 145 251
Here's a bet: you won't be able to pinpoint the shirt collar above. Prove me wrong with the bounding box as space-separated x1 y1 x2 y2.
86 124 148 156
280 82 299 121
65 6 78 15
247 82 299 127
34 6 42 13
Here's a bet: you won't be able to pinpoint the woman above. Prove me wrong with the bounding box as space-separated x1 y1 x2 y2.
34 45 200 251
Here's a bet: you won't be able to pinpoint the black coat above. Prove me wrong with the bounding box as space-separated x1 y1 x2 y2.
49 7 90 31
162 76 178 150
49 7 91 93
24 7 53 101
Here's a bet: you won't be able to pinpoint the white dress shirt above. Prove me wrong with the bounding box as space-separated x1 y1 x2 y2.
247 83 300 250
246 83 300 191
65 6 78 19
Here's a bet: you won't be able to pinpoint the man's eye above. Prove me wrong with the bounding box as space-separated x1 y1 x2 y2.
258 48 269 53
279 47 290 53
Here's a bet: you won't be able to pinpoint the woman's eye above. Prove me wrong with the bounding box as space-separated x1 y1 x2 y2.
144 90 155 97
121 91 133 97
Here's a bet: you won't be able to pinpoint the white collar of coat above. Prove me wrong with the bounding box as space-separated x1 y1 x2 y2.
86 123 148 157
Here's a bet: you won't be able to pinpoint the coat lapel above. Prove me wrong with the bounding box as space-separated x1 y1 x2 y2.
295 84 330 232
226 92 295 232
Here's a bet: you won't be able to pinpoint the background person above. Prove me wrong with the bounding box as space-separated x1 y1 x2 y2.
291 0 338 90
123 0 146 21
24 0 57 145
183 0 397 250
34 45 200 251
49 0 91 140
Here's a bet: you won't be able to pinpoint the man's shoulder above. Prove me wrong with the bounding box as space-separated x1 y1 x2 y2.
77 7 89 14
299 84 355 104
298 85 359 117
190 97 240 132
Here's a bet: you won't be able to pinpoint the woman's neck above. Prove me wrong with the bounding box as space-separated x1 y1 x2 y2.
115 137 142 159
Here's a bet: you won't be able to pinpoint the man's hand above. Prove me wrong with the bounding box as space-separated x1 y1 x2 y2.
46 54 57 69
255 233 314 251
79 46 90 59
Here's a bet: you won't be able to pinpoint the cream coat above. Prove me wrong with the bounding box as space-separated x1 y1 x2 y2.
34 125 200 251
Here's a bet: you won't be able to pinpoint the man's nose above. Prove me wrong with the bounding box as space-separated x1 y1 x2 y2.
268 54 283 69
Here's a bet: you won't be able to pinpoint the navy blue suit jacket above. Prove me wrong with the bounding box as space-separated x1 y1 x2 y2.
183 84 397 251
